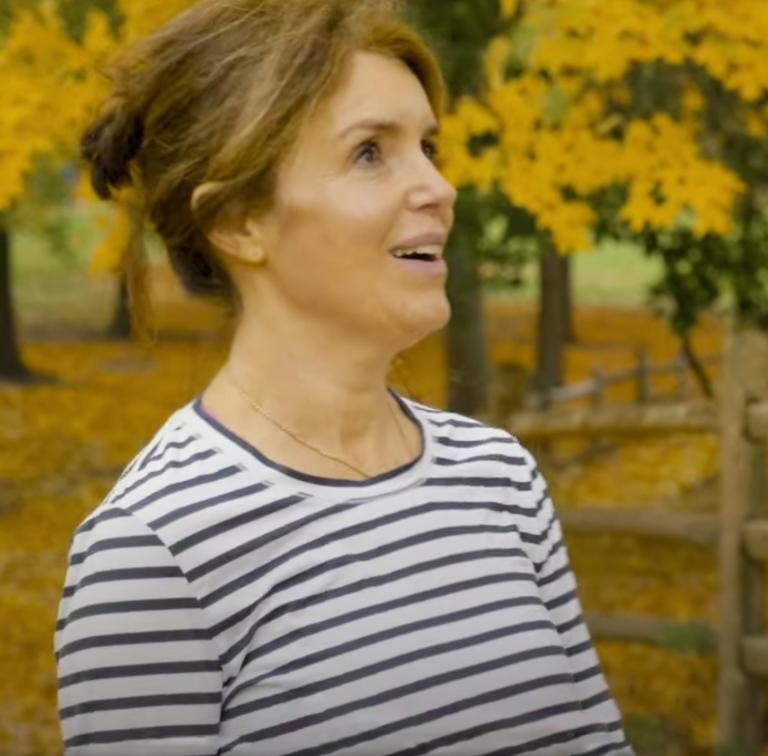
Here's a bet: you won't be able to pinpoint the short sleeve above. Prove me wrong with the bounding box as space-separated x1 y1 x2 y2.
54 507 223 756
520 448 635 754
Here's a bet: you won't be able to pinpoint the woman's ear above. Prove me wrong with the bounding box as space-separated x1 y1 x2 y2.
191 182 267 265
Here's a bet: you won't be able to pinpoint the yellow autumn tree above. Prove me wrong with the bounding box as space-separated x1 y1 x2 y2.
0 0 195 367
0 2 113 376
439 0 765 254
1 0 194 210
0 4 111 211
2 0 194 254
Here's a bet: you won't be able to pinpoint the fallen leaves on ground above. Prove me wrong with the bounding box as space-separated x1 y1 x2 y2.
0 302 735 754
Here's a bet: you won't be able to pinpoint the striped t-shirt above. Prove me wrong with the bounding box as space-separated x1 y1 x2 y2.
55 390 633 755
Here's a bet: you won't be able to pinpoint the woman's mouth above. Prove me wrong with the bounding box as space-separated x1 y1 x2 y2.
389 246 447 275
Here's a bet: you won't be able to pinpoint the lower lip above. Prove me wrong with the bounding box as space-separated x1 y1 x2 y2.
390 256 447 275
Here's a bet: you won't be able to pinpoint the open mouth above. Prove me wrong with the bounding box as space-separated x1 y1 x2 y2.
389 240 446 273
391 251 438 262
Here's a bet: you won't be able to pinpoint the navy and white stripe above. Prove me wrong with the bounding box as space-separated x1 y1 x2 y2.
55 391 633 755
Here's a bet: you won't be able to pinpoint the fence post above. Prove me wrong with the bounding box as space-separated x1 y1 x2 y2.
489 362 530 425
590 368 604 408
635 347 649 403
717 325 768 752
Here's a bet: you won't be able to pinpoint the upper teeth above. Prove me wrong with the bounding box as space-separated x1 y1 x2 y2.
391 245 441 259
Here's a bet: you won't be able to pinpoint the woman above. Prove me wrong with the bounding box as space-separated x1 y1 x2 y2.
55 1 633 754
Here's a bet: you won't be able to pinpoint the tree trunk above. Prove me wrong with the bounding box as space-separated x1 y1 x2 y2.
680 330 713 398
0 225 29 382
445 224 490 417
535 243 569 407
108 272 132 339
562 254 575 343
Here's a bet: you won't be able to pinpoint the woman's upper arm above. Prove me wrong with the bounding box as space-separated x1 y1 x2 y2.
517 447 635 754
55 507 222 756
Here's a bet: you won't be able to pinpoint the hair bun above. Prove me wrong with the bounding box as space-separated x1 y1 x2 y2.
81 109 144 199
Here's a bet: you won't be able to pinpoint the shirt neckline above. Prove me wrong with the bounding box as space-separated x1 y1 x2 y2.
188 387 433 493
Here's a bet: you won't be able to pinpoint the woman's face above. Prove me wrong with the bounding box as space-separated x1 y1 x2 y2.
249 50 457 351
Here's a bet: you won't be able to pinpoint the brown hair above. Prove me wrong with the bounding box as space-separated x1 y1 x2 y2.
81 0 445 318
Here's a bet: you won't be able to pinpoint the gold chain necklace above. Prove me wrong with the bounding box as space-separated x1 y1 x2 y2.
224 363 412 479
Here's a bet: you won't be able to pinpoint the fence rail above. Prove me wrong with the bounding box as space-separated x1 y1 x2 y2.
559 507 718 546
540 349 721 408
488 348 722 428
744 520 768 560
503 400 718 439
584 611 716 650
747 399 768 441
743 637 768 678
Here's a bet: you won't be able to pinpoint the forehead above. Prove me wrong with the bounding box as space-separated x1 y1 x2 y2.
273 50 438 192
301 50 437 148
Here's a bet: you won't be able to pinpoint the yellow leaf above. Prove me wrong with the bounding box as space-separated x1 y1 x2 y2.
483 36 511 89
500 0 520 18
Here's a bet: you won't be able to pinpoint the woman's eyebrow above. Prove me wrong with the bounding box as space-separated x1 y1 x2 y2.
336 119 439 141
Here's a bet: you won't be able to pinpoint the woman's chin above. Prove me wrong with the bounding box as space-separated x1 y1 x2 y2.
395 297 451 349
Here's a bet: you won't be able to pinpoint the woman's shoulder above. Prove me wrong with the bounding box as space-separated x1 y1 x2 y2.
403 395 538 479
76 400 237 533
404 395 527 447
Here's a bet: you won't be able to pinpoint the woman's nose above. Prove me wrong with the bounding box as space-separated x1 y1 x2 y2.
407 157 458 212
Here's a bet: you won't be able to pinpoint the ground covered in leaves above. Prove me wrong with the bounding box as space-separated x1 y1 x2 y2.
0 298 739 755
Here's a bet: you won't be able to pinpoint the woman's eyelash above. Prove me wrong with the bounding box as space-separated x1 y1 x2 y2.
354 138 440 165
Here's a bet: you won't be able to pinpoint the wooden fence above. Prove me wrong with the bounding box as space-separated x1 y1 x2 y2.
492 327 768 754
541 347 721 409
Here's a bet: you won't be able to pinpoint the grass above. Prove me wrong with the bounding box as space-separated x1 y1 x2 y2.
487 238 664 308
10 201 173 337
571 239 663 306
11 202 115 336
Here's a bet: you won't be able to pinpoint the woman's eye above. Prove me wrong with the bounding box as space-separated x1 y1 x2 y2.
354 138 439 167
422 139 439 161
355 140 381 166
